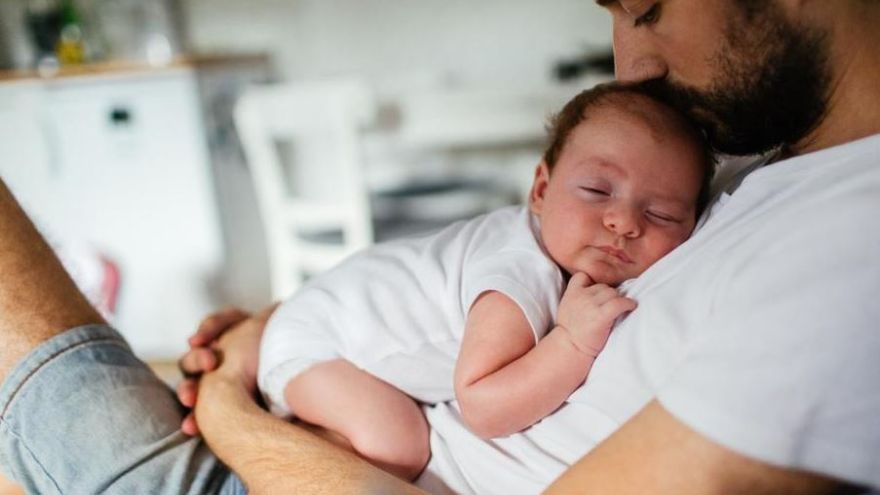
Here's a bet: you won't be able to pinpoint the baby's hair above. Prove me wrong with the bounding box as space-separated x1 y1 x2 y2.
543 82 716 218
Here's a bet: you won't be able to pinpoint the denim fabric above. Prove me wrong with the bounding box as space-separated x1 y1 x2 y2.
0 325 246 494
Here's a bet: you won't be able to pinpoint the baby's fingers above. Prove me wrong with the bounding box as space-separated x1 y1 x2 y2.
583 284 620 305
598 297 638 322
566 272 595 289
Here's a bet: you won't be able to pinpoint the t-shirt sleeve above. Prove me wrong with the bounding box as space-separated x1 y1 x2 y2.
461 249 563 343
657 207 880 487
257 292 342 418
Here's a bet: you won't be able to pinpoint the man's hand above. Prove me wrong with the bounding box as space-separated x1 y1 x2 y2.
556 272 637 357
176 305 274 435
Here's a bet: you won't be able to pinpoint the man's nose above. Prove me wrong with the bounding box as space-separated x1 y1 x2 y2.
603 205 641 238
612 21 668 83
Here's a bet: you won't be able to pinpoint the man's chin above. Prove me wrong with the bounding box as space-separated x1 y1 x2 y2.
690 111 782 156
709 128 785 156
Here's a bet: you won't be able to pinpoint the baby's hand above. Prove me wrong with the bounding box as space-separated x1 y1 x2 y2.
557 272 637 357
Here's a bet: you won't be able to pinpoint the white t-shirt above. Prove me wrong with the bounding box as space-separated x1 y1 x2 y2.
419 135 880 494
259 206 564 415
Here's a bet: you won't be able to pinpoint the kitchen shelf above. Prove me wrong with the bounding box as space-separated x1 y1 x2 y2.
0 53 270 83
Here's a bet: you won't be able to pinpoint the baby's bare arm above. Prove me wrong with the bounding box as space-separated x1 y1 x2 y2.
455 276 636 438
454 280 633 439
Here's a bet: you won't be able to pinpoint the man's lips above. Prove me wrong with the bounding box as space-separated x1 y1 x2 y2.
596 245 634 264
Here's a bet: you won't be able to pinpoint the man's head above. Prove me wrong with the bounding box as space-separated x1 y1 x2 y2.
597 0 836 156
529 84 713 285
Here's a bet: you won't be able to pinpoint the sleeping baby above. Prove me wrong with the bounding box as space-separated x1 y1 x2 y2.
257 82 714 480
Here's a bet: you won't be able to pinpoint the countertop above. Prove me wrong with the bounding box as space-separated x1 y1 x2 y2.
0 53 271 83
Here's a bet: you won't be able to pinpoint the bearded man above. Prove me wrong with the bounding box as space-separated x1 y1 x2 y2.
1 1 878 493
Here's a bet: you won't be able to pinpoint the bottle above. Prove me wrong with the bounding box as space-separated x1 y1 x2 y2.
25 0 62 67
56 0 85 65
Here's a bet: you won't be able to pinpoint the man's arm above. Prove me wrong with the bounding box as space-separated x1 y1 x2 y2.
189 310 426 494
196 369 426 494
545 400 846 495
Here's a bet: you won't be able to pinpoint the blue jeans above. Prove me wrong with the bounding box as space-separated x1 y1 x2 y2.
0 325 246 494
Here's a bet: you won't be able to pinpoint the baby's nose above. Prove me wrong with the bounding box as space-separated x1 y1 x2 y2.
603 207 641 237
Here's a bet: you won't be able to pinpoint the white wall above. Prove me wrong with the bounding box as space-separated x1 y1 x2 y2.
183 0 611 89
0 1 35 68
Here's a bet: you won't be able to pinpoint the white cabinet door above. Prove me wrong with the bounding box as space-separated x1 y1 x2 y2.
0 81 56 218
32 71 224 359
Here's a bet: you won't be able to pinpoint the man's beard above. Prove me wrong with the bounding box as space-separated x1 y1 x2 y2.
643 4 832 156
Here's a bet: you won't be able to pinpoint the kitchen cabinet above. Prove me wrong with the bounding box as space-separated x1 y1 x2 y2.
0 67 225 359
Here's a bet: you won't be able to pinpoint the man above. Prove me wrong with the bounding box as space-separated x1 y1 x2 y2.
1 0 878 493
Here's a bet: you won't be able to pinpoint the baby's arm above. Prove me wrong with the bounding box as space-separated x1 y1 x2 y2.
453 272 636 439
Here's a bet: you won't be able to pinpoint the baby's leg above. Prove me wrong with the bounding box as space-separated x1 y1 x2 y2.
284 359 430 480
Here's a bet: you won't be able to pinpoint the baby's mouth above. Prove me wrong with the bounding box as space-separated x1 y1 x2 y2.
596 245 634 264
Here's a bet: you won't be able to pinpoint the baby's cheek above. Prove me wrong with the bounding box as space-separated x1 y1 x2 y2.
639 238 682 271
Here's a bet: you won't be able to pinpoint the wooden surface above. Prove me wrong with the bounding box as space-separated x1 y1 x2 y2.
0 53 270 82
0 474 23 495
149 360 183 385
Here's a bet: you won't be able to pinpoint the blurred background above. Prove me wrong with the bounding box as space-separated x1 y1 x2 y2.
0 0 614 361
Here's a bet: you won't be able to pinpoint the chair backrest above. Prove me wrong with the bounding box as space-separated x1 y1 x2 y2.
235 79 377 298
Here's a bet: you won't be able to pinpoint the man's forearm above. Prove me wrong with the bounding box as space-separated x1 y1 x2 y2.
544 401 842 495
196 371 427 494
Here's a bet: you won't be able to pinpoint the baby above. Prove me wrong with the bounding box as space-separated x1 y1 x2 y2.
257 83 713 480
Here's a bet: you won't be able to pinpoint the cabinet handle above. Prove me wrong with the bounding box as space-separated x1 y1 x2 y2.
109 107 133 126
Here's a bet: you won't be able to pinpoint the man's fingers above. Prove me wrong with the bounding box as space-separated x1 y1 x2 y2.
189 306 251 347
177 378 198 408
190 306 250 345
178 347 218 377
177 379 201 435
181 413 200 436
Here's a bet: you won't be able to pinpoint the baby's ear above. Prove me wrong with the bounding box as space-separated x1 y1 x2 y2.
528 162 551 215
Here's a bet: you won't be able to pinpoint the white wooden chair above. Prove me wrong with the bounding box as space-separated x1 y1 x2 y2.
235 79 376 299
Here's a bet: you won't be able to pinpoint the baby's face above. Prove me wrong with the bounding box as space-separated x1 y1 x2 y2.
529 104 704 286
